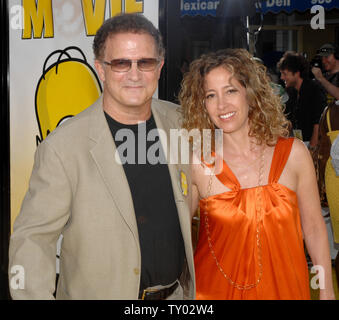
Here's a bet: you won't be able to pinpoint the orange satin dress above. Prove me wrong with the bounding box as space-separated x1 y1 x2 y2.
194 138 310 300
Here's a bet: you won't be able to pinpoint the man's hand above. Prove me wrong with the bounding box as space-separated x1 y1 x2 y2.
312 66 324 81
311 67 339 100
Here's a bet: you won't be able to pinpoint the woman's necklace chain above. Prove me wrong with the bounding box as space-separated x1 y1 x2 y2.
224 153 261 168
203 146 265 290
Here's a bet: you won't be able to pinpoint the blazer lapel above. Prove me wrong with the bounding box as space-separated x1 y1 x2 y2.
151 100 194 273
87 98 139 240
151 100 185 202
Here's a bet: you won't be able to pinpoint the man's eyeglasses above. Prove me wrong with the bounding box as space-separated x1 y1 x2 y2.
102 58 160 72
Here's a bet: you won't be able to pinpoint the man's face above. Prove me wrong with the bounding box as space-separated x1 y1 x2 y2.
95 32 164 114
322 53 337 73
280 69 299 89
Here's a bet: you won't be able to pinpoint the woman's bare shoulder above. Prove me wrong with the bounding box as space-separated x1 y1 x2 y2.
287 138 314 172
289 138 310 159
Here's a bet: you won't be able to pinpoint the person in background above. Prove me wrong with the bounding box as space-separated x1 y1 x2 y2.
314 44 339 203
278 53 327 150
316 99 339 287
313 44 339 283
9 13 195 300
252 56 289 105
179 48 335 299
276 52 298 133
312 43 339 102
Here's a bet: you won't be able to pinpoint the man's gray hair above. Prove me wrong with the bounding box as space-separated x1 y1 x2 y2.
93 13 165 60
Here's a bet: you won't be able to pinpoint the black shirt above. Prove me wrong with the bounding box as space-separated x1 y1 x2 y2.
325 71 339 104
295 79 327 141
325 71 339 87
104 112 185 294
284 86 298 129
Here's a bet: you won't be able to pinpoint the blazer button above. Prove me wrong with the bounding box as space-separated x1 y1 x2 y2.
134 268 140 275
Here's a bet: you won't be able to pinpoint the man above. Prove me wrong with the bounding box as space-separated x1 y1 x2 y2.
313 44 339 195
9 13 195 300
278 53 327 148
313 44 339 284
312 43 339 102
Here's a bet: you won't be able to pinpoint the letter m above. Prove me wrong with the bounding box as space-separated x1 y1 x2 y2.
22 0 54 39
169 128 201 164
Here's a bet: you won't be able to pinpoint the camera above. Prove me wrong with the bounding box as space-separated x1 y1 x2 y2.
310 55 323 70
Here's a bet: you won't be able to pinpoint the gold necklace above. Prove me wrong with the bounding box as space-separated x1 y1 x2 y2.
225 155 261 168
203 146 264 290
222 144 264 168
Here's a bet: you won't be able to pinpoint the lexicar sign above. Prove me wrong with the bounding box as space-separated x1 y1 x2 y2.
9 0 158 230
180 0 220 16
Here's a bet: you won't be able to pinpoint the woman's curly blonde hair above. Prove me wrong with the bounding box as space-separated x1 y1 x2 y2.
178 48 291 151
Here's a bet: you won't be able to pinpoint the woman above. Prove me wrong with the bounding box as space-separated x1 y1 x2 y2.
179 49 335 300
317 100 339 285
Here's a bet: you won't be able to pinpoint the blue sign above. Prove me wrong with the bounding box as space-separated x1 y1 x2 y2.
257 0 339 14
180 0 339 17
180 0 221 17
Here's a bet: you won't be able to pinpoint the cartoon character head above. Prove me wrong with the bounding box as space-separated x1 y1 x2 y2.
35 46 102 144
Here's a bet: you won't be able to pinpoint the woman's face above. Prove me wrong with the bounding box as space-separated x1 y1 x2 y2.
203 66 250 135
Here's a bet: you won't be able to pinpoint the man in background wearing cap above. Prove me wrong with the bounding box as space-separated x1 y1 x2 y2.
313 43 339 286
312 43 339 102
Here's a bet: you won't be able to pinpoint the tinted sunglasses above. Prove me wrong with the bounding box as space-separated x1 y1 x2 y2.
103 58 160 72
